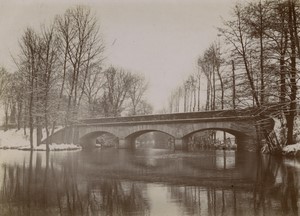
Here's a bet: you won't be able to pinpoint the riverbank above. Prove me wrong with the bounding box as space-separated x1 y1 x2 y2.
282 143 300 157
0 129 81 151
269 116 300 157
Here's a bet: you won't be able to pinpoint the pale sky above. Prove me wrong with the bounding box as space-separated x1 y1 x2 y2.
0 0 237 111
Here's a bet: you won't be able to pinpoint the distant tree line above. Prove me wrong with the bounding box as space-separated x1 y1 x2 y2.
0 6 152 149
168 0 300 147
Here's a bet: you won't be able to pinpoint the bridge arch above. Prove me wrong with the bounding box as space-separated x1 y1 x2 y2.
182 127 244 139
121 124 177 138
79 130 119 149
181 128 241 150
179 121 257 150
180 121 254 138
124 129 175 148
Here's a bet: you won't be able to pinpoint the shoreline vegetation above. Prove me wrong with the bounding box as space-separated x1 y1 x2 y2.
261 116 300 157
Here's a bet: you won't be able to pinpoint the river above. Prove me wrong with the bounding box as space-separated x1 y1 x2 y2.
0 148 299 216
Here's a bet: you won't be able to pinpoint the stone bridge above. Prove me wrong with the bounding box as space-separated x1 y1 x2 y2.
43 109 274 151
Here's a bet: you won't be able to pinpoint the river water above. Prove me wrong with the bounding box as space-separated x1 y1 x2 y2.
0 148 299 216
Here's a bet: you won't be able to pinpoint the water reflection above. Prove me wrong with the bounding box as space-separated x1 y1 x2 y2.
0 149 299 215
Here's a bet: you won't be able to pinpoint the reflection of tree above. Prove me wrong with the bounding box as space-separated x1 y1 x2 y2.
0 153 150 216
167 155 300 216
253 155 299 216
87 180 149 216
0 151 299 215
280 163 298 215
168 185 238 216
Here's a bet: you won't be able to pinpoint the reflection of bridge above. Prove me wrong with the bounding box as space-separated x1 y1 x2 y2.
43 109 273 151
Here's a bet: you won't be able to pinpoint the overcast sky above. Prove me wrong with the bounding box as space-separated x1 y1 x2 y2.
0 0 237 111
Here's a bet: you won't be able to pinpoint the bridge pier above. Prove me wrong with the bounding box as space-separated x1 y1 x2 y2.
118 138 132 149
174 138 188 150
174 139 183 150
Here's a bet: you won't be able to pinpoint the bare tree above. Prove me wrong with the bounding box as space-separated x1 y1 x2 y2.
101 67 134 117
37 24 61 149
81 65 104 117
219 4 260 107
18 27 40 148
56 6 105 122
127 74 148 116
0 71 14 130
286 0 298 144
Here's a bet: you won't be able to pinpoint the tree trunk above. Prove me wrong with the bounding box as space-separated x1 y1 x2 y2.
259 2 265 105
232 60 236 109
51 42 68 135
36 121 42 146
4 109 8 131
206 77 210 111
29 90 34 149
286 0 297 145
237 9 260 107
17 102 22 130
197 75 201 111
279 55 286 103
212 67 216 110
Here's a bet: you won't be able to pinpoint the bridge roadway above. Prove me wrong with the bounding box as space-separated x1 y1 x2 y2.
44 109 273 152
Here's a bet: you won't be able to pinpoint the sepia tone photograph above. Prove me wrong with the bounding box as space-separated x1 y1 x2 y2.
0 0 299 215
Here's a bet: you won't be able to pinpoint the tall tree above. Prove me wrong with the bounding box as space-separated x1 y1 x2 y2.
101 67 134 117
56 6 104 123
127 74 148 116
286 0 298 144
18 28 40 148
219 4 260 107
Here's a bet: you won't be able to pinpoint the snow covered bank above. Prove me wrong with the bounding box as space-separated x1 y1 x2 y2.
0 129 29 149
18 143 81 151
261 115 300 157
0 129 81 151
282 143 300 157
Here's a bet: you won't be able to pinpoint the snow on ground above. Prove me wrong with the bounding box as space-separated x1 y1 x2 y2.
18 143 81 151
272 117 286 145
282 143 300 156
0 129 81 151
0 129 29 149
266 115 300 157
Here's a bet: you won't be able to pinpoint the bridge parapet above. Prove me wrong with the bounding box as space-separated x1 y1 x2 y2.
43 109 274 152
77 108 257 125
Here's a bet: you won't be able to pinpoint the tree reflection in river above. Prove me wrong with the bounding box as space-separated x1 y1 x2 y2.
0 149 299 216
0 151 150 216
165 153 300 216
253 155 299 216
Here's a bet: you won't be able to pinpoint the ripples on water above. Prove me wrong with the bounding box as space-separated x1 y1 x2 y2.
0 148 299 216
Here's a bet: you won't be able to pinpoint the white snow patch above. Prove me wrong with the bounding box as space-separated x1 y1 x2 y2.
282 143 300 156
0 129 30 149
18 143 82 151
272 116 286 146
0 129 81 151
294 116 300 143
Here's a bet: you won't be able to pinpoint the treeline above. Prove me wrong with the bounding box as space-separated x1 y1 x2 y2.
0 6 152 148
168 0 300 146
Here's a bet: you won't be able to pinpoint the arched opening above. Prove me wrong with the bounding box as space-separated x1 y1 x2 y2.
80 131 118 149
183 128 244 151
126 130 175 149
